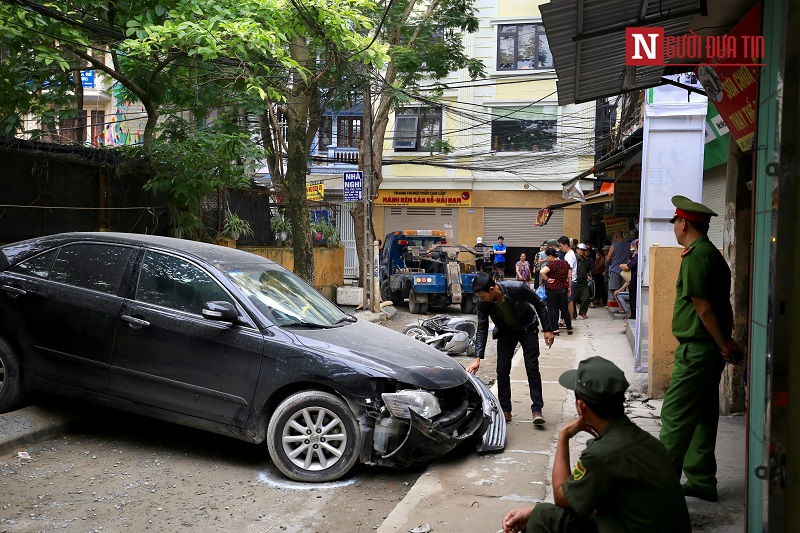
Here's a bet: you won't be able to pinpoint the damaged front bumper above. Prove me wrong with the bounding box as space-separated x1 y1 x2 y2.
369 374 506 468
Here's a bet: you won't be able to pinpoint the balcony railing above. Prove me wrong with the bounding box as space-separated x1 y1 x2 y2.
326 146 360 164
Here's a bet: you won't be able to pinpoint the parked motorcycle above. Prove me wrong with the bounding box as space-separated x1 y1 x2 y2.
402 314 477 356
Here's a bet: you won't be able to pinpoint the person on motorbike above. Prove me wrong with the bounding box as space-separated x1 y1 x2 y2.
467 273 555 426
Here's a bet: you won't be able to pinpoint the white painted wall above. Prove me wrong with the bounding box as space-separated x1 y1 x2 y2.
634 101 708 371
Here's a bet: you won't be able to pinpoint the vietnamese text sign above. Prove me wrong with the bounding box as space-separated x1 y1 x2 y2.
694 6 760 152
80 70 95 88
375 190 472 207
306 181 324 201
614 165 641 217
343 171 363 202
604 215 630 234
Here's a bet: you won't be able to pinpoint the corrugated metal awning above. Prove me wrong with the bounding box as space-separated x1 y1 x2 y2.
540 0 702 106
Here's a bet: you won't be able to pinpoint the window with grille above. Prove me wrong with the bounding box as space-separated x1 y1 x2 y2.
337 117 362 148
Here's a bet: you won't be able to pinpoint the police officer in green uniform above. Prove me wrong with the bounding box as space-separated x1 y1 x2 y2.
660 195 746 502
501 357 690 533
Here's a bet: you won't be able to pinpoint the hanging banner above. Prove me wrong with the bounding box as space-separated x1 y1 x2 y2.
306 181 324 201
535 207 552 227
694 5 761 152
562 180 585 201
375 190 472 207
604 215 630 234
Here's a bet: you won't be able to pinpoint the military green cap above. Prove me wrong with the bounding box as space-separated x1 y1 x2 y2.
547 239 558 247
669 195 718 224
558 356 629 406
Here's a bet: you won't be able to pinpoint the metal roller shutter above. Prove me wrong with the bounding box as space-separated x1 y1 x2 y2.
483 208 565 247
382 207 459 238
703 165 727 246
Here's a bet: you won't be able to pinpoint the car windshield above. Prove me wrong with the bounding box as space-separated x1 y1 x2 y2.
225 264 349 327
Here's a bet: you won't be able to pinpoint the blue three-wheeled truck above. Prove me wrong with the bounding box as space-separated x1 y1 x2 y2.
379 228 483 314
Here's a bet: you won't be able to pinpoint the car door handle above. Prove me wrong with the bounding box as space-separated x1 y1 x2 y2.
1 284 27 298
122 315 150 327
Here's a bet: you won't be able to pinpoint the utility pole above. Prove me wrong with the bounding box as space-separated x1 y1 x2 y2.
361 79 374 310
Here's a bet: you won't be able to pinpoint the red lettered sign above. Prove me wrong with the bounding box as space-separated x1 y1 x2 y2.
695 5 761 152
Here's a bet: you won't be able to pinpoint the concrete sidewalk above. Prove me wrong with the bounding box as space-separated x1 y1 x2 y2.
377 316 747 533
0 404 76 457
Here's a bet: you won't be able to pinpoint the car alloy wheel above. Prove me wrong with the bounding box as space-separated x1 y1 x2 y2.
267 390 361 482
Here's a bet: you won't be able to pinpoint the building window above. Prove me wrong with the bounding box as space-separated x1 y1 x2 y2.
491 107 557 152
59 110 87 144
337 117 362 148
393 107 442 151
497 24 552 71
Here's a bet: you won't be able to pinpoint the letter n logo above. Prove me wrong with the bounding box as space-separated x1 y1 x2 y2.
625 27 664 66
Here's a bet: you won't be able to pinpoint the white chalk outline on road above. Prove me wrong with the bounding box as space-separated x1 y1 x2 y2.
257 471 357 490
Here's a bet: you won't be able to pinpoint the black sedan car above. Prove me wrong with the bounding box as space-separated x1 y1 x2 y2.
0 233 504 482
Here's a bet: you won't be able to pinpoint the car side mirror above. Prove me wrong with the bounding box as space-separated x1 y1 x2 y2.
201 301 239 323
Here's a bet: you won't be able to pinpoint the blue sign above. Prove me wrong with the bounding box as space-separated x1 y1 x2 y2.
343 171 363 202
80 70 95 89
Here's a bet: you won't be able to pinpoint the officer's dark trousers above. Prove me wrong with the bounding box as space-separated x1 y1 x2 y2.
659 341 726 496
527 503 598 533
496 329 543 414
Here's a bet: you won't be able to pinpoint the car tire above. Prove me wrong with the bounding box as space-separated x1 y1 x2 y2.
0 338 23 413
460 296 476 314
267 390 361 483
408 289 428 314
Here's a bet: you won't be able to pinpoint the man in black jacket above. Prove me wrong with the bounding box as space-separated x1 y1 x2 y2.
467 273 555 425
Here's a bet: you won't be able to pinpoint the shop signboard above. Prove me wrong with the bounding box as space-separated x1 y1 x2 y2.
614 165 641 217
306 181 324 201
375 190 472 207
604 215 629 234
343 171 363 202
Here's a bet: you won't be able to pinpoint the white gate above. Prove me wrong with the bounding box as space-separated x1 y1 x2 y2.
339 202 359 280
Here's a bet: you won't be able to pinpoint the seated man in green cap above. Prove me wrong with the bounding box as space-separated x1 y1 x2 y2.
501 356 690 533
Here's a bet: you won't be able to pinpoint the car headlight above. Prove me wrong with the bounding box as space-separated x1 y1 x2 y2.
381 390 442 419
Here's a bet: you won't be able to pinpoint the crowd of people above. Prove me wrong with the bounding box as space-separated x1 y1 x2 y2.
474 233 641 333
466 196 745 532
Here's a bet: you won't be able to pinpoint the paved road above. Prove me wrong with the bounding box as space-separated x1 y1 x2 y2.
0 306 482 533
0 396 421 532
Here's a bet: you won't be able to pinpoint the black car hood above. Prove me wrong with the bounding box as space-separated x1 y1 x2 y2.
291 319 468 389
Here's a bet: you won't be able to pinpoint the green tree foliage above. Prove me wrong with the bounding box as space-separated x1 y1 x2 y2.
257 0 386 282
349 0 485 286
134 115 263 240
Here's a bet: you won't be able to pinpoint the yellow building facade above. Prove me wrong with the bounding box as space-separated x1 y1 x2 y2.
376 0 595 252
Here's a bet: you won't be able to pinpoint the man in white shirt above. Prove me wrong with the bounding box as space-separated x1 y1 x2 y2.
558 236 578 321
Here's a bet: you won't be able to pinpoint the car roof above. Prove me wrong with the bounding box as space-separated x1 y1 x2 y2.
1 232 275 270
